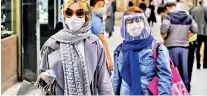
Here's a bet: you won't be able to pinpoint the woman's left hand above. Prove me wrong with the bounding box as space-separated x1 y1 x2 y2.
107 60 114 71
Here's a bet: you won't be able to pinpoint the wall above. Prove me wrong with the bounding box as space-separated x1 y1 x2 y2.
1 0 20 93
1 35 18 93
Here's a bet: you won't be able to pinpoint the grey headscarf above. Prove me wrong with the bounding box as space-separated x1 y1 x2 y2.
51 1 92 95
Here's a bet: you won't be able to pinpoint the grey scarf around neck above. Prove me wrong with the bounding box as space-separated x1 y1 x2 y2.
51 24 91 95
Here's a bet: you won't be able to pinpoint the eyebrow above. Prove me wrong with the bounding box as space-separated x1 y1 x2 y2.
98 3 105 6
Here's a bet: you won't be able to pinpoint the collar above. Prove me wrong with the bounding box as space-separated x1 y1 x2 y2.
92 13 103 21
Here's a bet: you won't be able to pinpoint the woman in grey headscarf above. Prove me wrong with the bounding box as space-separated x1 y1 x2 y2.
39 0 113 95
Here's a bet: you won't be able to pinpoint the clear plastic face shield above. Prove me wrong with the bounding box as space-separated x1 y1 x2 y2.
121 13 151 41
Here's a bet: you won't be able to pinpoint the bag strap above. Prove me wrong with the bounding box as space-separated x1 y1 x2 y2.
153 43 175 74
152 43 160 74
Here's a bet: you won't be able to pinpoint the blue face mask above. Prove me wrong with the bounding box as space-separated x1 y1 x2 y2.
96 7 105 17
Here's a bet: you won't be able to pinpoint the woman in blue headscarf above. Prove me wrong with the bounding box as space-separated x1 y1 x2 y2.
112 6 172 95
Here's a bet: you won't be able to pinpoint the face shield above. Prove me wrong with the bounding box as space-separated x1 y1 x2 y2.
121 13 151 41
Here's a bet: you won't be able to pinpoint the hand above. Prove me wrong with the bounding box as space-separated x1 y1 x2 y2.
107 60 114 71
159 41 164 44
40 70 56 84
158 40 165 44
189 32 194 38
103 15 107 24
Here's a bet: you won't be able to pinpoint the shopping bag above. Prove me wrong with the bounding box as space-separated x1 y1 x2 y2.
17 77 55 95
147 43 189 95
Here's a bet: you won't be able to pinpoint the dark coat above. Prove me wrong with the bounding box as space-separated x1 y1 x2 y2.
148 4 157 22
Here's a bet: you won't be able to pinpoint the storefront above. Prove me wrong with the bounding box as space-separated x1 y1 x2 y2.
1 0 63 93
1 0 21 93
20 0 61 82
2 0 62 92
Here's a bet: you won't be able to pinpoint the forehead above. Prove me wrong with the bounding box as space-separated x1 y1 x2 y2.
67 2 87 11
95 1 105 5
69 3 79 10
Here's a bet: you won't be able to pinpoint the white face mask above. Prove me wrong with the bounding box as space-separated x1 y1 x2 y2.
65 15 85 31
126 22 144 37
96 7 105 17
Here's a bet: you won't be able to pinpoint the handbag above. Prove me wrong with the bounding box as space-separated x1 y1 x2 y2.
17 58 55 95
147 43 189 95
17 76 55 95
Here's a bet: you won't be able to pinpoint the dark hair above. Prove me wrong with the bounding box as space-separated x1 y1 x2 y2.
90 0 104 7
165 2 176 9
199 1 203 5
142 0 145 1
126 7 143 14
128 1 134 7
157 4 165 14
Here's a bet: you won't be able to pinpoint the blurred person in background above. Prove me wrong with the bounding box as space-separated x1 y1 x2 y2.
188 32 197 92
188 2 194 15
90 0 114 71
39 0 113 95
161 2 198 91
139 0 147 12
112 0 116 27
158 2 198 92
157 4 166 22
113 4 172 95
147 0 157 27
176 0 188 12
187 1 198 92
105 0 114 38
192 0 207 69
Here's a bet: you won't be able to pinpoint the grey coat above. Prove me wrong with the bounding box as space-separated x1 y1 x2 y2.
105 5 114 33
161 9 198 47
192 6 207 36
39 34 114 95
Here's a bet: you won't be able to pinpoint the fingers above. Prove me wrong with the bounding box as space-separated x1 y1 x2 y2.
43 70 56 84
40 72 46 80
108 64 114 71
45 76 56 84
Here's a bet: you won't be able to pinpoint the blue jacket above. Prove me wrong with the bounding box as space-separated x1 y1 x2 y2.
113 41 172 95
